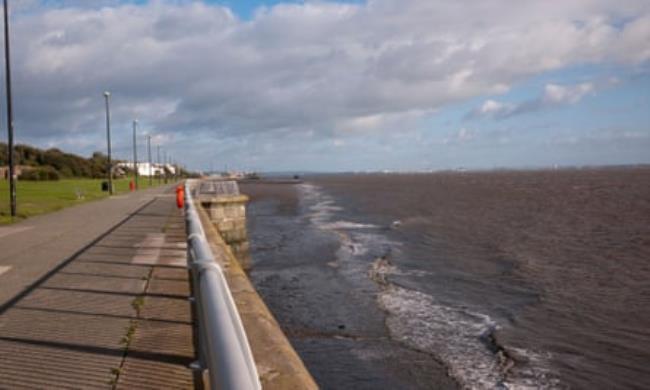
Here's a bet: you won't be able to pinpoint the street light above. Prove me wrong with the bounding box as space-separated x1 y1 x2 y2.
103 91 113 195
3 0 16 217
163 149 167 184
156 144 161 185
169 156 173 180
132 119 138 190
147 134 152 187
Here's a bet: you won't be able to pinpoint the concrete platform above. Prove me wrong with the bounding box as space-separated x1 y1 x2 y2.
0 193 196 389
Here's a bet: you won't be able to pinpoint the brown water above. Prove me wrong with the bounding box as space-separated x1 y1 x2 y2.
242 167 650 389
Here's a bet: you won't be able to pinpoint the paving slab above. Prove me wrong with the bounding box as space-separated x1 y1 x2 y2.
0 185 173 309
0 191 196 389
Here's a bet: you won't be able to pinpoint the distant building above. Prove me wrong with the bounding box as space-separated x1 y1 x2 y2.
1 165 33 180
117 162 176 177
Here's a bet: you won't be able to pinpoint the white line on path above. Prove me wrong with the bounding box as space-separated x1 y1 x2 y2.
131 234 186 267
0 266 12 276
0 226 33 239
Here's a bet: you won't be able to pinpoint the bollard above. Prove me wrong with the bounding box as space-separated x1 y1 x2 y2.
176 185 185 209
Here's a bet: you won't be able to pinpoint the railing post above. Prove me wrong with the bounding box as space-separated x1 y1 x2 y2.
186 186 207 387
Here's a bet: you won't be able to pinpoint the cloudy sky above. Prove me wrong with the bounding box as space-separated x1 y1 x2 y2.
1 0 649 171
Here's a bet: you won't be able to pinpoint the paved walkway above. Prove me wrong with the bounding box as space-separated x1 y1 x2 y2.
0 189 196 389
0 186 171 308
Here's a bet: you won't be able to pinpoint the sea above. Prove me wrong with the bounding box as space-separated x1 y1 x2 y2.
240 167 650 389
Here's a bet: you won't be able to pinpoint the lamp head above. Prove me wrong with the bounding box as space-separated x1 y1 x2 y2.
103 91 111 97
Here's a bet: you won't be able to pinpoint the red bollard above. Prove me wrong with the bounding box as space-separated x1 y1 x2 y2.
129 180 135 192
176 185 184 209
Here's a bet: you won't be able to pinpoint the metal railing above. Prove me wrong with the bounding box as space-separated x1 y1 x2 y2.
184 179 261 390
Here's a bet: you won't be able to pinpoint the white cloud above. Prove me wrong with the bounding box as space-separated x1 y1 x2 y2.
475 99 517 118
334 110 430 134
444 127 475 145
457 128 474 143
543 83 595 104
470 81 599 120
4 0 650 166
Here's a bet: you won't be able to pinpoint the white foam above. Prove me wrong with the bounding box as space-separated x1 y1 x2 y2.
299 184 338 226
297 183 324 202
379 285 505 389
320 221 378 230
500 348 562 390
369 257 432 279
374 267 560 389
312 204 343 212
299 184 378 231
298 183 560 388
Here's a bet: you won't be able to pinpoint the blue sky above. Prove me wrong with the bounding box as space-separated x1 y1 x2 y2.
213 0 364 20
213 0 319 19
3 0 649 171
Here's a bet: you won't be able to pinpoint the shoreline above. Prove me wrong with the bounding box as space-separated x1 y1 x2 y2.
242 181 458 389
242 167 650 388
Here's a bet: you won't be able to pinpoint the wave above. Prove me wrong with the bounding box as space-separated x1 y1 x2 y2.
298 182 560 389
320 221 379 230
299 184 380 232
370 257 562 390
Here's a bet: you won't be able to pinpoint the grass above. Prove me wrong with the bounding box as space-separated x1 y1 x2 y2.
120 320 138 345
0 176 173 225
131 296 145 317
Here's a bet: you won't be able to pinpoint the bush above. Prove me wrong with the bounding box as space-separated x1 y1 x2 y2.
19 166 60 181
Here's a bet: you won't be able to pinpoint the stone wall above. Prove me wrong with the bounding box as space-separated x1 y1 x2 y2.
200 193 251 270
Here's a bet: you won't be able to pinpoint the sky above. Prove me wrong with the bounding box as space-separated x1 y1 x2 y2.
1 0 649 172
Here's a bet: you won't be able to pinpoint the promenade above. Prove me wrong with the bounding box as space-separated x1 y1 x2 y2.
0 186 196 388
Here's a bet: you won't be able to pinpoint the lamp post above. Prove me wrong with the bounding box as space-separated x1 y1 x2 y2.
163 150 167 184
169 156 173 181
156 144 161 185
147 135 152 187
103 91 113 195
132 119 138 190
3 0 16 217
170 156 175 181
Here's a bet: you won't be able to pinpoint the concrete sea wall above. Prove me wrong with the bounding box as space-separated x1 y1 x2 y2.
195 188 317 389
200 193 251 269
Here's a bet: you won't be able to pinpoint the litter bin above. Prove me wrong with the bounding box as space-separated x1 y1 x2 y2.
101 181 110 192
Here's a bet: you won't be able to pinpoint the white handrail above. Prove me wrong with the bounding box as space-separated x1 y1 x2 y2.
184 179 261 390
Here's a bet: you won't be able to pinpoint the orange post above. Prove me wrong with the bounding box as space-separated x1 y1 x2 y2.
176 185 184 209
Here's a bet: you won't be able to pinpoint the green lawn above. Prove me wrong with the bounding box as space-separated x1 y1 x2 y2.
0 177 171 225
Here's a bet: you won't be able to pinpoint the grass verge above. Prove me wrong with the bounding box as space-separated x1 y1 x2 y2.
0 177 170 224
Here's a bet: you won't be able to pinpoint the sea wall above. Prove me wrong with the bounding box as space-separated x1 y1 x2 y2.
195 190 317 389
200 193 251 269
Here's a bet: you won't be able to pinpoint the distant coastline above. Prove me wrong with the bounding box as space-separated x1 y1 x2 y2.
255 163 650 177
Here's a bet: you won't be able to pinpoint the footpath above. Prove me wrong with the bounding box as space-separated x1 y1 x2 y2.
0 186 197 388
